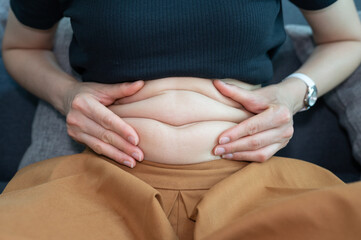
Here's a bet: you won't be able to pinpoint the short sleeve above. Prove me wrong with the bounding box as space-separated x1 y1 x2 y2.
289 0 337 11
10 0 65 30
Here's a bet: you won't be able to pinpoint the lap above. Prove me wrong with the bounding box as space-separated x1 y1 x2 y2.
1 151 360 240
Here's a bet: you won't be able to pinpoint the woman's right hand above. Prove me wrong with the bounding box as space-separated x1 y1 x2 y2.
3 10 144 168
64 80 145 168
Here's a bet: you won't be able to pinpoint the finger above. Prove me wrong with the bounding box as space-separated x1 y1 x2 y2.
218 105 292 144
77 132 137 168
214 125 293 155
99 80 145 100
71 95 140 145
221 143 284 163
213 80 268 112
67 111 144 162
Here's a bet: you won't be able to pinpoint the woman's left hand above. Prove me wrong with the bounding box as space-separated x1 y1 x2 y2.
212 79 305 162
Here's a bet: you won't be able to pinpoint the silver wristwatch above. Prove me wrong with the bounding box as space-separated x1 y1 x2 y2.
287 73 318 111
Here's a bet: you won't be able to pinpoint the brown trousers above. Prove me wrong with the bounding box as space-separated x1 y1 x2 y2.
1 150 361 240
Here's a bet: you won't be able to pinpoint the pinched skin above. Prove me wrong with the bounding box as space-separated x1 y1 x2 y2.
109 77 258 164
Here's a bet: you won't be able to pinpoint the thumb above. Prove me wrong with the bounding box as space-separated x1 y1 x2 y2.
213 80 268 113
101 80 145 99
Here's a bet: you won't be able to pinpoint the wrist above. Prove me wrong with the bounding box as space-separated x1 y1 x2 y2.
277 77 308 114
51 76 79 115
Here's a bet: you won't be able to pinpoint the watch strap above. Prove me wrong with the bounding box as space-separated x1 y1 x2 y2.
286 73 318 112
287 73 316 88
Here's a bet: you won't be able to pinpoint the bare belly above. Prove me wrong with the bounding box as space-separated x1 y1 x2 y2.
109 77 259 164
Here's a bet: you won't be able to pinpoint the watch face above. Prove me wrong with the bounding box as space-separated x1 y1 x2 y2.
308 87 318 107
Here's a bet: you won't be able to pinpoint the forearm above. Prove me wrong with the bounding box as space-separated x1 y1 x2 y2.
280 40 361 113
278 0 361 114
2 10 77 115
2 48 77 114
297 41 361 96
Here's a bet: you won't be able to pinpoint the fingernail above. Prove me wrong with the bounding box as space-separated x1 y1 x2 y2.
127 136 137 145
219 80 229 86
215 147 225 155
222 154 233 159
123 160 134 168
132 152 142 162
219 137 230 144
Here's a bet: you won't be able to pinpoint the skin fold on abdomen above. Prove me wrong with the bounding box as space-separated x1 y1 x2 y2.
109 77 255 164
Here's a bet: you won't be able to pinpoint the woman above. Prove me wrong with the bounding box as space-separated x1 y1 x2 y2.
1 0 361 239
3 0 361 167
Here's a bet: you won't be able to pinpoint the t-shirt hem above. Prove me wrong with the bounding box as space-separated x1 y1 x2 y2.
289 0 337 11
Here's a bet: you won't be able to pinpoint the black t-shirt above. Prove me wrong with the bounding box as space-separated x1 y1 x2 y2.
10 0 337 85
